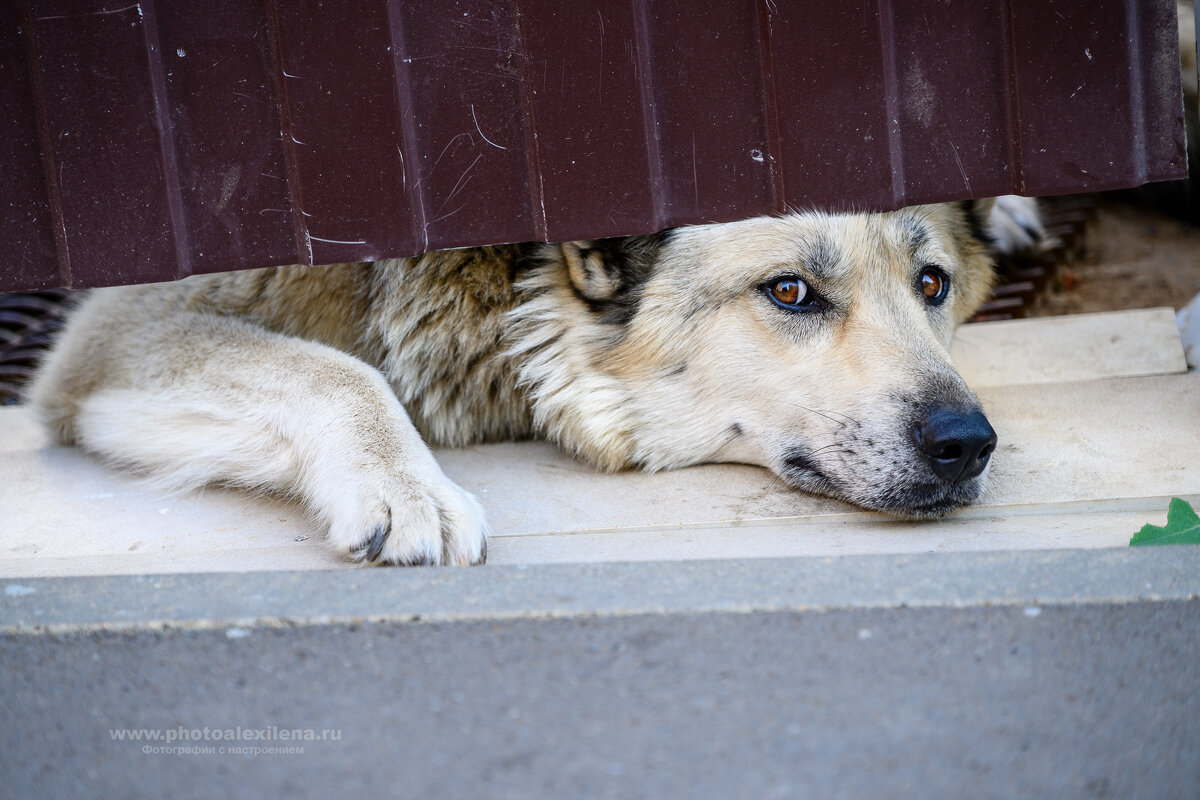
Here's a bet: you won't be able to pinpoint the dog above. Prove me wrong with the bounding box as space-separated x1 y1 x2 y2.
28 198 1040 566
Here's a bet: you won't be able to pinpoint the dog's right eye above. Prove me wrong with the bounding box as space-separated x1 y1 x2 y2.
919 267 951 305
764 277 816 311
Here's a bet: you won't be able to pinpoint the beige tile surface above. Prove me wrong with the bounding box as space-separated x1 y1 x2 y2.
485 499 1193 565
0 309 1193 577
2 433 328 577
950 307 1186 387
434 374 1200 535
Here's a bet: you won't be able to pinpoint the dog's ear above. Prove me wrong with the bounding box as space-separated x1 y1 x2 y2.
560 241 623 301
559 234 667 303
958 198 997 247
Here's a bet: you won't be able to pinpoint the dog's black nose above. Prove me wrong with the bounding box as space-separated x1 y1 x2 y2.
916 407 997 483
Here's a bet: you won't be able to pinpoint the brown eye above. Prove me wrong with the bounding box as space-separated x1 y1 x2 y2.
766 277 813 310
920 268 950 305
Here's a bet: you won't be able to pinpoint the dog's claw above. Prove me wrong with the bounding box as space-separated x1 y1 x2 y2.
365 522 390 563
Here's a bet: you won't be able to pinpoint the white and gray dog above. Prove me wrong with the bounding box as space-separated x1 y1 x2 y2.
31 198 1042 565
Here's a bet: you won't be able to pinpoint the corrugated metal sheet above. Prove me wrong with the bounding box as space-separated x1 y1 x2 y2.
1 0 1186 291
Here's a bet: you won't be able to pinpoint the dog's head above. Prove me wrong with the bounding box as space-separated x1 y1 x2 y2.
512 201 999 517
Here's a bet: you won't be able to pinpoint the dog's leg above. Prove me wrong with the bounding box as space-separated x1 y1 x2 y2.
32 310 487 565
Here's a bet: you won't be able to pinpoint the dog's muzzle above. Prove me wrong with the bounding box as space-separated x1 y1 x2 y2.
915 406 997 484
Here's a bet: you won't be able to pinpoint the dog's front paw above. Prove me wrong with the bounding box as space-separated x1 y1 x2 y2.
988 195 1045 256
326 471 488 567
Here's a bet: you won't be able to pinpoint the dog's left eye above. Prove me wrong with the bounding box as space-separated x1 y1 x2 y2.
919 267 950 305
764 277 816 311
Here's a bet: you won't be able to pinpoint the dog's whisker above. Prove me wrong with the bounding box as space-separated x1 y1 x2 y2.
807 441 847 457
694 426 744 458
783 401 859 429
817 408 860 426
767 472 793 495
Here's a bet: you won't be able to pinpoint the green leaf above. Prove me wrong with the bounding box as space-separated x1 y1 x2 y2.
1130 498 1200 546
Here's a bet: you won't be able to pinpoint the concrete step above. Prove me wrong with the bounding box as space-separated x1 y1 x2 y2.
3 550 1199 799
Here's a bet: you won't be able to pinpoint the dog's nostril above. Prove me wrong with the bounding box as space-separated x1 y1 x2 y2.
932 443 963 462
917 407 998 483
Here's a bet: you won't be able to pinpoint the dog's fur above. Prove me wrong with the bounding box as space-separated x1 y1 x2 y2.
30 198 1036 566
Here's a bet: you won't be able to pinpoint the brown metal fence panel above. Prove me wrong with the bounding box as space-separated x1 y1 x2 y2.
391 0 540 248
158 0 298 277
25 0 185 288
1 0 1186 291
1 2 59 291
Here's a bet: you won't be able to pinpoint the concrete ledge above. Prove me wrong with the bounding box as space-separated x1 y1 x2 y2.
4 546 1199 635
4 568 1199 799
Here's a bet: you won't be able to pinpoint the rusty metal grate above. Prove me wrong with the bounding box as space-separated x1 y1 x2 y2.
971 195 1096 322
0 288 74 404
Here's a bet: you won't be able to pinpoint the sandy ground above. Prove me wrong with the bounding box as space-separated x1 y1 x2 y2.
1030 197 1200 317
